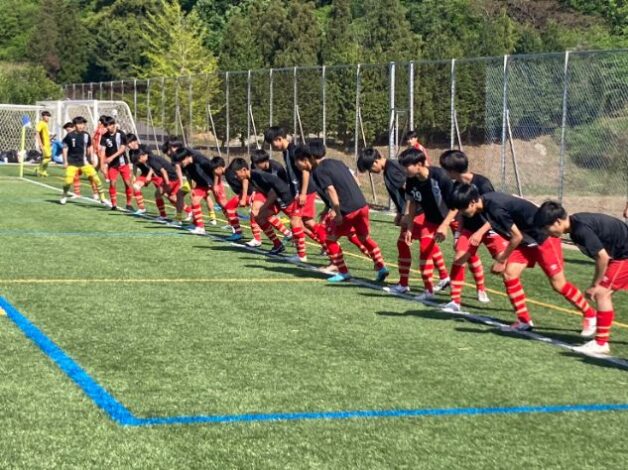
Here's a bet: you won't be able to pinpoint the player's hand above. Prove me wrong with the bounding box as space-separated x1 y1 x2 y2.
491 260 506 275
298 194 307 206
435 225 448 243
403 229 412 245
469 232 483 247
239 197 247 207
585 284 605 300
63 162 68 169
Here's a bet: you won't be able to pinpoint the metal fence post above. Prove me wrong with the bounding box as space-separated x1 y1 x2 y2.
389 62 396 160
110 81 114 101
408 61 415 131
558 51 570 202
293 66 298 140
121 80 124 102
450 58 456 149
269 68 274 127
225 72 230 159
188 75 193 144
247 69 252 153
133 79 137 123
500 55 509 190
160 77 165 139
322 65 327 145
99 82 103 100
354 64 361 165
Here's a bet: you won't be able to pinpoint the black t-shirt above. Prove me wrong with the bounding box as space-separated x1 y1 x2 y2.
252 159 289 184
136 161 150 177
62 131 91 167
405 167 453 224
384 160 407 214
148 155 177 180
100 130 128 167
569 213 628 260
225 167 252 196
182 152 214 188
481 192 546 246
454 173 495 232
251 170 295 208
282 143 316 195
312 159 366 216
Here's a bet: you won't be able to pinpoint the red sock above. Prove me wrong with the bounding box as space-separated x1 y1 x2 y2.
504 278 531 323
361 237 384 270
560 282 596 318
313 223 327 245
260 218 281 247
433 244 448 280
419 237 436 292
292 226 306 258
269 215 291 236
156 197 167 217
596 310 614 345
73 174 81 196
450 263 466 304
348 233 370 257
325 240 348 274
468 254 485 292
250 215 262 241
134 190 145 210
191 203 203 228
397 235 412 287
109 183 117 207
226 210 242 234
124 181 133 206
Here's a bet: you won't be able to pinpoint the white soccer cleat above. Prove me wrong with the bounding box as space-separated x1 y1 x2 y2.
441 301 462 313
383 284 410 295
190 226 206 235
319 263 338 275
70 193 79 199
101 199 112 207
288 255 307 263
134 209 147 215
433 277 451 292
580 317 597 338
184 212 193 222
209 219 217 226
415 291 436 302
245 239 262 247
477 290 490 303
573 339 610 356
222 224 233 231
59 196 67 205
92 194 100 201
509 320 534 332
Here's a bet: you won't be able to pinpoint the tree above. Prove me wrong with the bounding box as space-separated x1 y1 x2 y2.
0 0 38 62
0 62 62 103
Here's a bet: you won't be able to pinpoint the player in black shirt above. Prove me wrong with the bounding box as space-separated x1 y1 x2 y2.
248 149 292 244
399 148 455 301
130 145 192 222
535 201 628 355
437 150 507 311
100 116 133 211
295 149 389 283
357 147 449 294
60 116 107 206
450 185 597 332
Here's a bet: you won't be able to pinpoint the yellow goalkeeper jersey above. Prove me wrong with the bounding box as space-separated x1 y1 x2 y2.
36 120 51 155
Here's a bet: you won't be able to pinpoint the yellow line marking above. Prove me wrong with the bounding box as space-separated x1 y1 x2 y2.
0 278 323 284
36 175 628 329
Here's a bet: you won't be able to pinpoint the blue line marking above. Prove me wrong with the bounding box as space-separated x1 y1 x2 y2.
2 295 628 428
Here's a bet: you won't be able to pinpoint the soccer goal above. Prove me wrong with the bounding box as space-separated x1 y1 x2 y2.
0 104 43 163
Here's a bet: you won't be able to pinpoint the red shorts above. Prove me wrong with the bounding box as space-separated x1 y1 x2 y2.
167 179 182 195
412 219 439 240
327 205 370 238
192 186 212 199
508 237 564 277
252 191 267 205
274 199 302 218
224 195 240 211
600 259 628 291
409 213 426 239
300 193 317 219
107 164 131 182
456 229 508 259
213 180 226 202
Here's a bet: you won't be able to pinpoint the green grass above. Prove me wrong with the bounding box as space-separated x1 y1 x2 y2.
1 164 627 469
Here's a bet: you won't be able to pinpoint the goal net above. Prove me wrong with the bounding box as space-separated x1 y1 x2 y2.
0 104 43 163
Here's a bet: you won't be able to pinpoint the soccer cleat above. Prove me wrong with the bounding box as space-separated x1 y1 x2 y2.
92 194 100 201
319 263 339 275
155 216 169 223
110 205 117 211
283 232 293 242
268 244 285 256
125 205 134 212
71 193 79 199
222 225 233 231
134 209 147 215
327 272 351 283
580 317 597 338
288 255 307 263
225 233 243 242
573 339 610 356
375 267 390 283
40 171 49 177
209 219 217 226
319 246 328 256
245 239 263 248
477 290 490 303
383 284 410 295
184 212 193 222
509 320 534 332
59 196 67 205
190 226 207 235
441 301 462 313
415 291 436 302
101 199 112 207
433 277 451 292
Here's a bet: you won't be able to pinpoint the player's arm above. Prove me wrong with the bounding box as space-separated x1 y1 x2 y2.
435 209 458 242
175 163 184 186
591 248 611 288
62 146 68 169
402 198 415 244
469 221 492 246
298 169 310 206
325 185 342 223
35 125 43 152
239 179 249 206
106 144 126 164
491 223 523 274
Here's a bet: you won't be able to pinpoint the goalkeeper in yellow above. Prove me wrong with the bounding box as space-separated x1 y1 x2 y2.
35 110 52 176
60 116 107 205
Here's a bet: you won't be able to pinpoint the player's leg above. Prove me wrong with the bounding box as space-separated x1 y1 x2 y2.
503 259 532 330
133 177 148 213
107 166 120 209
352 206 388 282
189 188 206 234
61 166 80 204
120 165 134 210
206 190 217 226
223 196 244 241
73 170 82 197
81 165 106 203
287 212 307 262
324 221 351 282
443 230 476 312
257 205 283 253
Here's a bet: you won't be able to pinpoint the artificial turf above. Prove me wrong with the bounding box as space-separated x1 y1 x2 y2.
0 165 627 469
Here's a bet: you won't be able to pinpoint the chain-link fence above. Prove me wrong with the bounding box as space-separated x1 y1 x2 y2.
0 105 43 162
63 50 628 216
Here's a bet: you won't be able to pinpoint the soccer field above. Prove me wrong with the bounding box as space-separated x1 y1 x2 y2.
1 165 627 469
